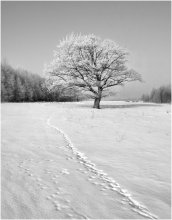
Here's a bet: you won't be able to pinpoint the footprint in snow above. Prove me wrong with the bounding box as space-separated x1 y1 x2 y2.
66 156 75 160
61 169 70 175
53 181 59 185
36 177 42 181
67 213 73 218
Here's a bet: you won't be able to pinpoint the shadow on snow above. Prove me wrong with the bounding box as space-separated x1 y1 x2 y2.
77 102 162 109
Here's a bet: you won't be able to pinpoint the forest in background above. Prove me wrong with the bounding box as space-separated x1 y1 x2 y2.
141 85 171 103
1 62 171 103
1 62 82 102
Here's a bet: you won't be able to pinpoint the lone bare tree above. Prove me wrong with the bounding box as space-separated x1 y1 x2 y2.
45 34 142 108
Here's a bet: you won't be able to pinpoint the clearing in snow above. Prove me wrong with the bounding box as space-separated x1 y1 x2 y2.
1 101 171 219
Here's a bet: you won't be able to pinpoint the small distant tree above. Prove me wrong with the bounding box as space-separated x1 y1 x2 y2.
45 34 142 108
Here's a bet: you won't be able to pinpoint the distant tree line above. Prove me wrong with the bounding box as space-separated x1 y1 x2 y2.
141 85 171 103
1 62 82 102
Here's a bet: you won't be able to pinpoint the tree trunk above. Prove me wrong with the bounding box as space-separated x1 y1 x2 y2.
93 97 101 109
93 83 102 109
93 89 102 109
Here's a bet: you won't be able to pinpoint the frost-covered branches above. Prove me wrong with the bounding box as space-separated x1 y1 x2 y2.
45 33 142 108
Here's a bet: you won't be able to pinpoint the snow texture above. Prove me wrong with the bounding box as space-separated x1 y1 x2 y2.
1 101 171 219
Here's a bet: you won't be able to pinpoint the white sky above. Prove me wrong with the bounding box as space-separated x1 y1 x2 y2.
1 1 171 99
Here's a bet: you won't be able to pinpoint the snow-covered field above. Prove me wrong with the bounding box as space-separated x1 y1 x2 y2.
1 101 171 219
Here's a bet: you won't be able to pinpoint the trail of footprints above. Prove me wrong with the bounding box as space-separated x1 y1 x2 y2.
47 119 158 220
16 128 157 219
17 150 128 218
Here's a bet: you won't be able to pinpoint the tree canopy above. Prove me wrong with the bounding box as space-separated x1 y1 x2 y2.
45 34 142 108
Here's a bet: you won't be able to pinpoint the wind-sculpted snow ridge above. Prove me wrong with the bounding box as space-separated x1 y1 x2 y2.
47 117 158 220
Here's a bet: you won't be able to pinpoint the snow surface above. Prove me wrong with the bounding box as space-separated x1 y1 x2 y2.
1 101 171 219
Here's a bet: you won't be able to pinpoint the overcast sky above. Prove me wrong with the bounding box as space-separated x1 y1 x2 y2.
1 1 171 99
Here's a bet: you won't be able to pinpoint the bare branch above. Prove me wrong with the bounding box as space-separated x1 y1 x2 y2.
44 33 142 107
